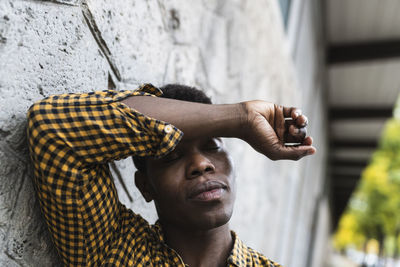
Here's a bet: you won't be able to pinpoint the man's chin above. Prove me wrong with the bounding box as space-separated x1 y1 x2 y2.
189 210 232 231
156 201 234 231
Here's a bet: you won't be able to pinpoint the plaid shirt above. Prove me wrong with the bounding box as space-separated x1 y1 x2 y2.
27 84 282 267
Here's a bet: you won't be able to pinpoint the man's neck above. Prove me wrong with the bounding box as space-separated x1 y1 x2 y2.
161 222 233 267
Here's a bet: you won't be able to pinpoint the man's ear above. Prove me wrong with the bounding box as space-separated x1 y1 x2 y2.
135 171 154 202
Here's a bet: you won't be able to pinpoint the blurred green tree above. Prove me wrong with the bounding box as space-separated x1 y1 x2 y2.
334 98 400 260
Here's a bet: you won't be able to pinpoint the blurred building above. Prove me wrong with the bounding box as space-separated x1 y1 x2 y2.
0 0 398 266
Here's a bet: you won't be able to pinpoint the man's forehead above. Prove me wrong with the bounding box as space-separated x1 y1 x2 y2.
176 137 223 148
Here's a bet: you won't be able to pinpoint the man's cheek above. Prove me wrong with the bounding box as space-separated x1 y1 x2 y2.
153 179 180 201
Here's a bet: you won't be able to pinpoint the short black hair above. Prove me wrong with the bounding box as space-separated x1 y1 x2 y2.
132 84 212 172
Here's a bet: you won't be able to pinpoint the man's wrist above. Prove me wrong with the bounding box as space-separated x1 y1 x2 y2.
235 102 250 140
208 103 248 139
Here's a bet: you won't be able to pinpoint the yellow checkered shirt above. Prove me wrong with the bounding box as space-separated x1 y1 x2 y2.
27 84 282 267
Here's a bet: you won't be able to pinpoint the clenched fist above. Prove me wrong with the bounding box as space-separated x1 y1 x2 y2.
239 100 316 160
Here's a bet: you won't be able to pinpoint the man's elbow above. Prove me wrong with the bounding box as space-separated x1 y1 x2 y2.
26 98 52 143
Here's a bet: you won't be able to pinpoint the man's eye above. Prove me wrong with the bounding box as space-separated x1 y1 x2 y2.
205 144 221 151
163 153 181 163
205 139 221 151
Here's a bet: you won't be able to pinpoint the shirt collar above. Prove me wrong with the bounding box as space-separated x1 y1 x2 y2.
151 219 166 243
137 83 163 96
151 222 252 267
227 231 253 267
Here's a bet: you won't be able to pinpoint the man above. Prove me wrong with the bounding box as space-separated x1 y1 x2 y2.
27 83 315 266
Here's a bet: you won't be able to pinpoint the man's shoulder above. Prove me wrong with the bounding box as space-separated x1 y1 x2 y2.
247 247 283 267
229 231 283 267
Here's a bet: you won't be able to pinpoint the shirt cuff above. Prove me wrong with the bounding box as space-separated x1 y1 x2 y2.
116 84 184 158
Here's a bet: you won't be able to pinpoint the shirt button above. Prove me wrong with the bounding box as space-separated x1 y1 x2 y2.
164 125 173 133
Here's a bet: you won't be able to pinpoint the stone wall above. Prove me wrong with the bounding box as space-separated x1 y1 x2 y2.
0 0 328 266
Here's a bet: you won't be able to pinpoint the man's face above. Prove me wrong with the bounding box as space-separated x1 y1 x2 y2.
139 137 236 231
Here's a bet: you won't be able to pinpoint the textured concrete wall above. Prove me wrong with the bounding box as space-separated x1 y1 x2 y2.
282 0 330 266
0 0 327 266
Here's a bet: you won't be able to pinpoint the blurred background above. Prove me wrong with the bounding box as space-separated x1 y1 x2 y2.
301 0 400 266
0 0 399 266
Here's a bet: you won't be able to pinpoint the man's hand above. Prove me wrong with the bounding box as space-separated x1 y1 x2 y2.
239 100 316 161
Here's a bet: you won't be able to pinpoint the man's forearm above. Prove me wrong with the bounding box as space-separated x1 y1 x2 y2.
122 95 316 160
122 96 246 141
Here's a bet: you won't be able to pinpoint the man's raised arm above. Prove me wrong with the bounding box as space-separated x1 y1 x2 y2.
123 95 316 161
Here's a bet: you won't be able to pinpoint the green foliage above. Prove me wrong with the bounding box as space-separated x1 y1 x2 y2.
334 212 365 250
334 113 400 256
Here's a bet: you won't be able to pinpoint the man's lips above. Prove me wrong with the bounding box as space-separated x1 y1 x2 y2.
187 180 228 201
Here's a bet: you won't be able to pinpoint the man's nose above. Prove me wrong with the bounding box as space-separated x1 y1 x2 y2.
186 152 215 179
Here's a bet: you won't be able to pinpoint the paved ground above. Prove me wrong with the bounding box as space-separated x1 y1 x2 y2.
325 253 359 267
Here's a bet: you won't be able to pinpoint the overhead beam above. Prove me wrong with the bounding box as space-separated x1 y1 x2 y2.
332 177 361 188
331 174 361 183
329 164 366 177
333 180 360 188
332 188 356 194
330 139 378 149
327 39 400 64
330 158 369 168
329 106 393 120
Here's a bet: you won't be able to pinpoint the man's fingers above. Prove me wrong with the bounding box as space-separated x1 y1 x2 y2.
283 107 293 117
282 106 307 126
275 145 316 161
302 136 313 146
283 107 302 119
274 105 285 142
296 115 308 127
284 121 307 143
289 124 306 138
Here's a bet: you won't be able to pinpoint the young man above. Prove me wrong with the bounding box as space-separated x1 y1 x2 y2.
27 84 315 266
